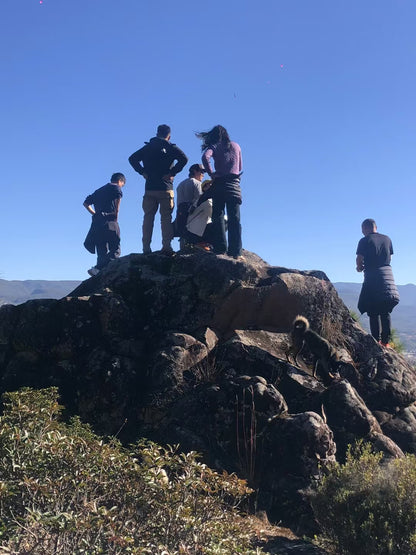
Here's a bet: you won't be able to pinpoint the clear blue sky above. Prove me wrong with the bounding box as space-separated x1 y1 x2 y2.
3 0 415 284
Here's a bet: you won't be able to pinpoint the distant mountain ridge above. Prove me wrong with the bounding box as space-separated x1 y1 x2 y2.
0 280 81 306
1 278 415 350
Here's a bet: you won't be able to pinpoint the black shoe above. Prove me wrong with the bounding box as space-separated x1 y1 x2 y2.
160 248 175 256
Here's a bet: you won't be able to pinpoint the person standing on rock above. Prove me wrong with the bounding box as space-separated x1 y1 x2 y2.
128 124 188 255
196 125 243 259
356 218 400 347
83 173 126 276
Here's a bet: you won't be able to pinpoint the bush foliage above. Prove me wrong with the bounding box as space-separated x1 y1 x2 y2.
0 387 264 554
311 441 416 554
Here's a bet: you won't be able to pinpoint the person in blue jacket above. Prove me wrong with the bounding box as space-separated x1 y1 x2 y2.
356 218 399 347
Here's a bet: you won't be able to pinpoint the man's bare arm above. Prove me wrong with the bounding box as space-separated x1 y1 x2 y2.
356 254 364 272
83 201 95 216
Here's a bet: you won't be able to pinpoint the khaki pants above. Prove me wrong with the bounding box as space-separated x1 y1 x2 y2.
142 190 174 251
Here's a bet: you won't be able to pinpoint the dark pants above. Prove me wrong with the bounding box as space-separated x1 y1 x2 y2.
185 223 214 246
173 202 191 238
95 228 121 269
202 222 215 245
212 199 242 256
368 312 391 344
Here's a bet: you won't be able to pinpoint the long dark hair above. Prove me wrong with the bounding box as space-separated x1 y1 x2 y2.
195 125 231 151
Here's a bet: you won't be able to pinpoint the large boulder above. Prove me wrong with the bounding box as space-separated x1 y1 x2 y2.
257 411 336 534
0 250 414 532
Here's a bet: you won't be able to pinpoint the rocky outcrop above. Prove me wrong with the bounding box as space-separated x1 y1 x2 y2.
0 250 415 531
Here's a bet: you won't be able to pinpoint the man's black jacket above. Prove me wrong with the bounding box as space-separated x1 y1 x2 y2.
129 137 188 191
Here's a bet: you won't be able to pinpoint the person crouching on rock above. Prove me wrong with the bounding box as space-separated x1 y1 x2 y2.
184 179 215 251
83 173 126 277
356 218 400 348
173 163 207 250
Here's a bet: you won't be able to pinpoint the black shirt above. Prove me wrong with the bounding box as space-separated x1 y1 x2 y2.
356 232 393 270
84 183 123 221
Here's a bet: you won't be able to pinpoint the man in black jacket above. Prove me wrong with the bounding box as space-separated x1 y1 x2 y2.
356 218 400 347
129 124 188 255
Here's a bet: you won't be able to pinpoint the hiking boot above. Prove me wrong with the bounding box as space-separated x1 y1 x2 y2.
143 248 152 255
380 342 392 349
87 266 100 277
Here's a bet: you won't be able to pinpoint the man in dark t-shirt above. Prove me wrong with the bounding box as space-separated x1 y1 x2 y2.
83 173 126 276
356 218 399 347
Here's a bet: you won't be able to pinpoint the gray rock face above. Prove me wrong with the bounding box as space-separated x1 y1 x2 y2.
0 250 415 532
258 411 336 533
321 380 382 449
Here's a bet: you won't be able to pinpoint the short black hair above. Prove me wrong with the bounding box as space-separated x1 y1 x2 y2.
111 173 126 184
157 124 171 138
362 218 376 230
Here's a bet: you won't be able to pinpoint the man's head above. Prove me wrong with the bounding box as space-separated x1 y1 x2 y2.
188 163 206 179
111 172 126 187
157 124 171 140
361 218 377 236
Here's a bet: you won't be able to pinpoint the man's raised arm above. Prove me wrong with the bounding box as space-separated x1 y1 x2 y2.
168 145 188 177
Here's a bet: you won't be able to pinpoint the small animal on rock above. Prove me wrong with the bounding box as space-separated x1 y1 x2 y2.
287 315 340 380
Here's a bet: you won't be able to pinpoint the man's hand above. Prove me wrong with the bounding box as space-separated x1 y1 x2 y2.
163 174 174 183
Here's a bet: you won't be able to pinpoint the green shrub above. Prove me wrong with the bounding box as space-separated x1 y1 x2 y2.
349 310 360 323
0 387 264 554
390 328 406 354
311 441 416 554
